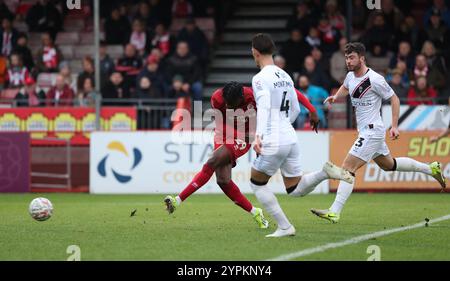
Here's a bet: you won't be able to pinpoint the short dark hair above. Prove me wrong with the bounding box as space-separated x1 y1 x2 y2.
344 42 366 57
222 81 243 104
252 33 276 55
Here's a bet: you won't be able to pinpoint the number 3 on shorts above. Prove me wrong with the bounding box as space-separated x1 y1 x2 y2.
354 137 365 148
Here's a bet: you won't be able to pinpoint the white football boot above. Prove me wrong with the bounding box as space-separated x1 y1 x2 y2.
323 161 354 184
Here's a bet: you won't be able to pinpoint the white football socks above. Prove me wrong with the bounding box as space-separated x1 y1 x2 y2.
289 170 328 197
330 180 354 214
395 157 432 175
250 182 292 229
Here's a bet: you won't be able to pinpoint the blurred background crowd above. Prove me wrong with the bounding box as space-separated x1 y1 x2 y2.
0 0 449 129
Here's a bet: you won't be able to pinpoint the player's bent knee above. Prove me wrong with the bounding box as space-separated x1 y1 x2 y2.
250 178 268 186
250 178 268 192
217 179 230 188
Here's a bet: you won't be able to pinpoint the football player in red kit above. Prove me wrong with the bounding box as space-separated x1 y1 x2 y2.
164 82 319 228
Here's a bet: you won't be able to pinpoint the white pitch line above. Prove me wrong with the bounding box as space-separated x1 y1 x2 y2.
267 214 450 261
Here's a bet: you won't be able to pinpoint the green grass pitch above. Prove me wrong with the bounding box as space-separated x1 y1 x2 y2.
1 193 450 261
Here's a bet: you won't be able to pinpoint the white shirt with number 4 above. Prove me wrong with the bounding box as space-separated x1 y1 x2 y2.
252 64 300 147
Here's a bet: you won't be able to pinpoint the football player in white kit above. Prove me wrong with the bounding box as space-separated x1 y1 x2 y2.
249 33 354 238
310 42 447 223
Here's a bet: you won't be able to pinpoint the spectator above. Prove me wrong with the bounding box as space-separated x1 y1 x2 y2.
389 41 415 71
5 53 30 89
351 0 368 31
102 72 129 103
305 26 321 49
15 76 45 107
368 0 403 33
394 16 427 53
170 75 192 129
172 0 193 18
151 22 173 57
0 1 13 22
137 54 167 96
134 76 161 99
116 44 143 95
363 13 394 56
177 18 209 67
424 0 450 28
100 42 115 89
77 56 95 94
324 0 346 34
330 37 347 84
280 29 311 77
387 68 408 103
407 76 438 106
425 8 450 51
104 6 131 45
317 16 341 57
311 47 329 74
75 77 96 107
118 2 133 23
0 17 18 57
149 0 168 26
0 55 6 90
422 41 448 97
414 53 446 92
165 41 203 101
13 33 34 71
300 55 330 91
130 18 151 56
386 60 410 88
46 74 75 106
169 74 190 98
36 32 63 73
286 0 314 36
59 61 76 93
134 1 156 30
25 0 62 39
295 75 329 128
366 44 391 74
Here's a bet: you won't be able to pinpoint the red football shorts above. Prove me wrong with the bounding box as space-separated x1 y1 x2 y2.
214 139 251 167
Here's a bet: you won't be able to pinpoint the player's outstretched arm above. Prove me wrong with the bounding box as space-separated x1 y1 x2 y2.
323 84 349 104
389 93 400 140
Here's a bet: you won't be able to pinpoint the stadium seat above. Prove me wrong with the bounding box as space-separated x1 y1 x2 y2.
37 73 58 89
28 32 44 46
69 60 83 74
59 45 75 60
63 18 85 32
0 88 20 100
13 21 29 33
79 32 105 45
56 32 80 46
106 45 124 60
74 46 96 59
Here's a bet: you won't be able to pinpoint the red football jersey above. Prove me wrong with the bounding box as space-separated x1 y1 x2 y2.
210 86 316 144
210 86 256 144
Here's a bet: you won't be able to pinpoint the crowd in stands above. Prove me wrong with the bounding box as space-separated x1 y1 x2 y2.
1 0 449 129
0 0 218 128
277 0 450 128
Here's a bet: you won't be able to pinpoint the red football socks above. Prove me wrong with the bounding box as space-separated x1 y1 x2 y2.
219 180 253 212
178 164 215 201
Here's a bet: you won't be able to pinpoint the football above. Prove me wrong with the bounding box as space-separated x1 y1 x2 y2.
29 198 53 221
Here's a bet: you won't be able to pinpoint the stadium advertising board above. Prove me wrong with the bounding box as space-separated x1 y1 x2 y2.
330 131 450 191
382 105 449 131
0 132 30 193
0 107 136 145
90 131 330 194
